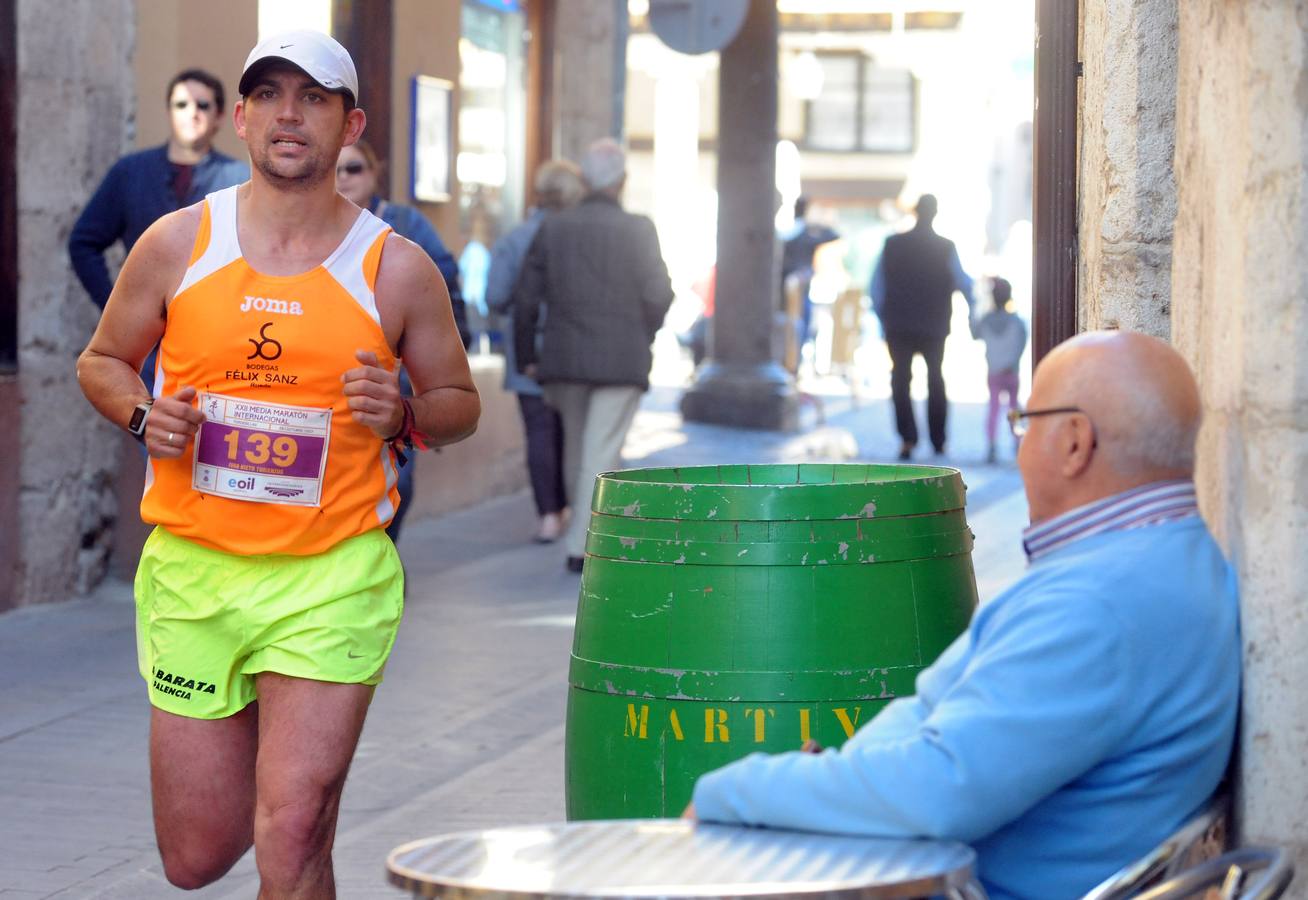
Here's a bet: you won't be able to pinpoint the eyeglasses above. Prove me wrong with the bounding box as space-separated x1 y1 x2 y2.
172 99 213 112
336 162 367 177
1008 406 1096 441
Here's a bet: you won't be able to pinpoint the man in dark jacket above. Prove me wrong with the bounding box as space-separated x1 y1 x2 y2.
870 194 976 459
515 138 674 573
69 69 248 394
69 69 249 309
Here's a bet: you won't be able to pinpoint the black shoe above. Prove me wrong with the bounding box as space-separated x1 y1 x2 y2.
932 444 947 457
897 442 915 461
566 556 585 574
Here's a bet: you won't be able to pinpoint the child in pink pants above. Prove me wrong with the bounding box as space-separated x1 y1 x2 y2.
970 277 1028 463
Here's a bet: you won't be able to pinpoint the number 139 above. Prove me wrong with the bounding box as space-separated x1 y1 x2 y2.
223 430 298 467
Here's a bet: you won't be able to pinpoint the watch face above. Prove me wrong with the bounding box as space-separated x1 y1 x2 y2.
129 403 151 435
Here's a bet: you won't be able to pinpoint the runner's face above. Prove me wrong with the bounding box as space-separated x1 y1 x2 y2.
169 80 220 151
238 66 350 190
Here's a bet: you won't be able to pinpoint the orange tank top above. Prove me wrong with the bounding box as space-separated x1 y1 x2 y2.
141 185 400 556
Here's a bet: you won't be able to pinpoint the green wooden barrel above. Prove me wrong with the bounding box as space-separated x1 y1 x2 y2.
564 463 977 820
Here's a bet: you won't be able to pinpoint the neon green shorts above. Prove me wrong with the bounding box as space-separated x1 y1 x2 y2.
134 526 404 719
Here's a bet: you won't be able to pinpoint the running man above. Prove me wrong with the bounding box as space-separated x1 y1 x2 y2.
76 31 479 896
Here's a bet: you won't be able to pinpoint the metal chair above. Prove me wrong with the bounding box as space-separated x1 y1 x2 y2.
1132 845 1294 900
1081 795 1229 899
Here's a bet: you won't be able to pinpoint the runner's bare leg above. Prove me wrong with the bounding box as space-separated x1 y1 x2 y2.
252 673 374 899
150 702 259 888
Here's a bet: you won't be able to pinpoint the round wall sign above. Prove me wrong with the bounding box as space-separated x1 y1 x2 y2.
648 0 750 55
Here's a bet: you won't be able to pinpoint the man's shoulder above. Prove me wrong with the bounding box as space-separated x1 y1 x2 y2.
605 204 658 237
384 202 438 239
1022 518 1231 608
494 214 542 253
377 230 437 281
207 150 249 172
107 144 168 174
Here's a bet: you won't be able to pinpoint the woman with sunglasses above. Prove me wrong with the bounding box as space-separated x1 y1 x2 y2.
336 139 471 544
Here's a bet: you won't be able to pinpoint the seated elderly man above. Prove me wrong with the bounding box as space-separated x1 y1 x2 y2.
687 331 1241 900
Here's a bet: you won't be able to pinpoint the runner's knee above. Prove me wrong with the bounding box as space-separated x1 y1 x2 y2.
256 792 337 863
160 842 244 890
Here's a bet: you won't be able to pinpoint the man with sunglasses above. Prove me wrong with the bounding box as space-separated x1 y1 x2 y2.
689 331 1240 900
69 69 249 312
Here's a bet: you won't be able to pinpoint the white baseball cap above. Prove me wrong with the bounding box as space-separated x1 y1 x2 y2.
239 30 359 105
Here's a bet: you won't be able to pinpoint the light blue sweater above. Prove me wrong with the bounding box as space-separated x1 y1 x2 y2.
693 516 1240 900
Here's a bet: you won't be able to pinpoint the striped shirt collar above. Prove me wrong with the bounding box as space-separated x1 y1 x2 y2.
1022 479 1199 562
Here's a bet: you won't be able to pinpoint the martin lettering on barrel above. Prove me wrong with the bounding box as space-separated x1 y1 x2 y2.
687 331 1242 900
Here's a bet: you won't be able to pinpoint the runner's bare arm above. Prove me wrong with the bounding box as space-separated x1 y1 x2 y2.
346 233 479 446
76 206 207 457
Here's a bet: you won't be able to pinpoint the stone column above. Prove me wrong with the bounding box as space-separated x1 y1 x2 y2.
679 0 798 431
15 0 135 604
1077 0 1177 338
553 0 625 160
1171 1 1308 880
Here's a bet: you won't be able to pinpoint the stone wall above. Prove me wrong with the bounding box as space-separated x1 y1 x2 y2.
1171 0 1308 881
15 0 134 605
1077 0 1177 338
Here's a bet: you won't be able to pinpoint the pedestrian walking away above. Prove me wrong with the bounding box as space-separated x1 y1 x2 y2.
335 137 473 545
970 276 1028 463
68 67 249 389
779 195 841 364
486 159 586 544
514 138 674 573
75 29 479 898
869 193 976 459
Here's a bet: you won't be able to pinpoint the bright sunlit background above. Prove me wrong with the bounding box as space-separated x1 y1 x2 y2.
257 0 331 41
253 0 1036 410
623 1 1035 405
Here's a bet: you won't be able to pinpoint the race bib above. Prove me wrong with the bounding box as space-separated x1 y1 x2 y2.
192 393 332 507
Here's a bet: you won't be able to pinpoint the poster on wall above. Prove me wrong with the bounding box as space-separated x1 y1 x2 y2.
411 75 453 203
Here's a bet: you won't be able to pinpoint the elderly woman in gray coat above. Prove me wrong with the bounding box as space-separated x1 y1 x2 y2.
485 160 586 543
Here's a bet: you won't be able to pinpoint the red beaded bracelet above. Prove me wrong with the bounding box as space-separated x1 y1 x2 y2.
385 398 432 461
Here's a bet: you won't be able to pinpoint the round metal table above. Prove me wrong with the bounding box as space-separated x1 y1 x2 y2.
386 819 987 899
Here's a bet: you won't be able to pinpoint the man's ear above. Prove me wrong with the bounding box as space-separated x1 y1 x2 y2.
1060 414 1096 478
343 107 367 147
233 100 247 141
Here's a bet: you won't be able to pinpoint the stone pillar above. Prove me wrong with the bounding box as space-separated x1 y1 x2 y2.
679 0 798 431
553 0 625 160
15 0 135 604
1171 1 1308 882
1077 0 1177 338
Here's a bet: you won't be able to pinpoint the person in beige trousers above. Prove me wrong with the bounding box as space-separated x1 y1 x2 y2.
514 138 674 572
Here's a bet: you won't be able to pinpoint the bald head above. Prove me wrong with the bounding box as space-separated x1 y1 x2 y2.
1019 330 1201 521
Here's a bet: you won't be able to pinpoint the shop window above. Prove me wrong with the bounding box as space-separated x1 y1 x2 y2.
458 0 526 348
803 52 915 154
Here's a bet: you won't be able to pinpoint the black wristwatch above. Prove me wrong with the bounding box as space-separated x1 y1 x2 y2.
128 400 153 442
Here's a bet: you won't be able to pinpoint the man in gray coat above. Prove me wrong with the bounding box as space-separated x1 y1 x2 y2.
515 138 674 573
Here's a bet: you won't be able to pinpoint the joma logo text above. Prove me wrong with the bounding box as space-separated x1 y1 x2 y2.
240 295 303 315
